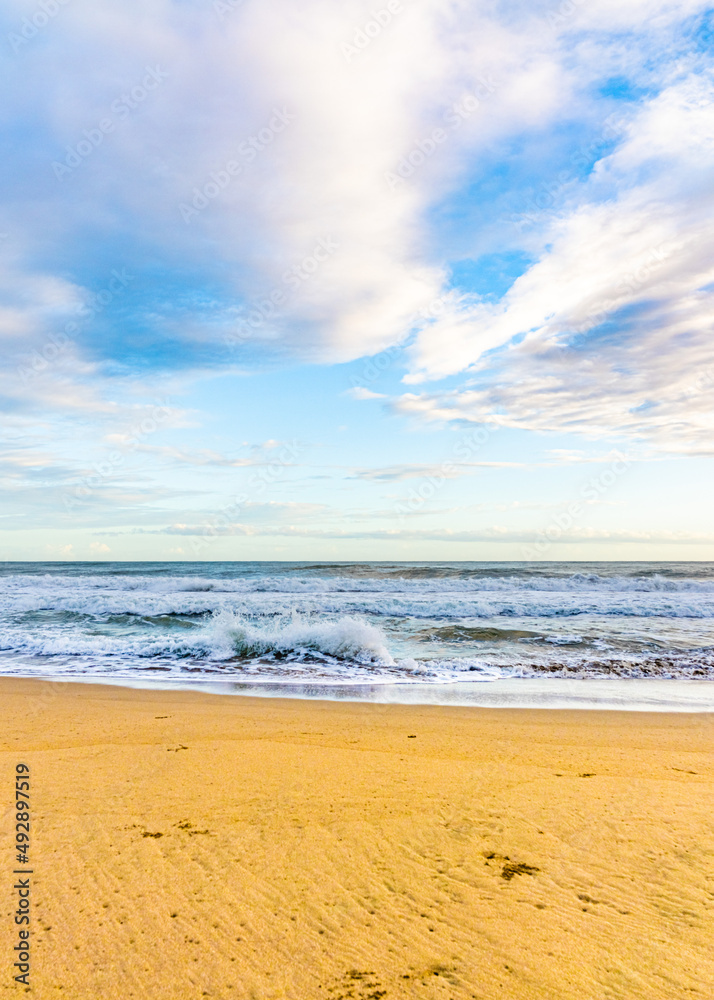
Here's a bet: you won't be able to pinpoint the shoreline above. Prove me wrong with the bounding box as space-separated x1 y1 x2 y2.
2 670 714 712
3 676 713 998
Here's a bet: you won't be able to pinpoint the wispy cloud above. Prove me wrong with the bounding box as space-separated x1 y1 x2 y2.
107 524 714 544
351 461 528 481
345 387 386 400
399 71 714 452
131 441 302 468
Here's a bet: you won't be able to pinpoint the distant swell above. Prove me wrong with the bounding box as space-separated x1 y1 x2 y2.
3 576 714 620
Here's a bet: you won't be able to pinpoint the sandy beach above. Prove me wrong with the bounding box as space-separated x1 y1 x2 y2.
1 677 712 1000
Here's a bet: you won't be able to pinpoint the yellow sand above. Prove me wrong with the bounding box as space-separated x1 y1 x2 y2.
1 678 712 1000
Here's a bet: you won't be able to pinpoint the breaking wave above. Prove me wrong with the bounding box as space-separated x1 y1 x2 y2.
0 611 396 667
1 561 713 688
205 611 395 665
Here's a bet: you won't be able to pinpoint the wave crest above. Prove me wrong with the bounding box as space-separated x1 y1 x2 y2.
207 611 396 665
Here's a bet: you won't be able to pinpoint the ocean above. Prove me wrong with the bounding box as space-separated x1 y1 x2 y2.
2 561 714 709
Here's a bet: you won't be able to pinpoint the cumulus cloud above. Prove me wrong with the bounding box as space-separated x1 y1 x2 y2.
5 0 690 372
3 0 711 377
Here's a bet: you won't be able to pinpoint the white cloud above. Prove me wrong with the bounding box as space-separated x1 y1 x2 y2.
131 442 301 467
351 460 530 481
3 0 635 364
45 543 74 557
399 72 714 451
3 0 711 378
113 523 714 543
345 386 386 400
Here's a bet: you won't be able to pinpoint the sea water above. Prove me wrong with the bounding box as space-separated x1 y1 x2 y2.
1 561 713 709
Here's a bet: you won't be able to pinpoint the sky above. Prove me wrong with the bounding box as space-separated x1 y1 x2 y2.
1 0 713 562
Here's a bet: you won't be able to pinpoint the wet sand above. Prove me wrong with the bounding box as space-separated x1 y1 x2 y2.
1 677 712 999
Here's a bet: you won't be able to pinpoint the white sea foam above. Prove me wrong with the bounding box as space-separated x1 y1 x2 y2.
0 611 397 667
1 564 713 688
204 610 396 665
3 577 714 619
3 570 714 596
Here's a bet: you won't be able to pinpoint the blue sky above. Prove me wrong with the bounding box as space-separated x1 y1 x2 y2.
1 0 713 561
